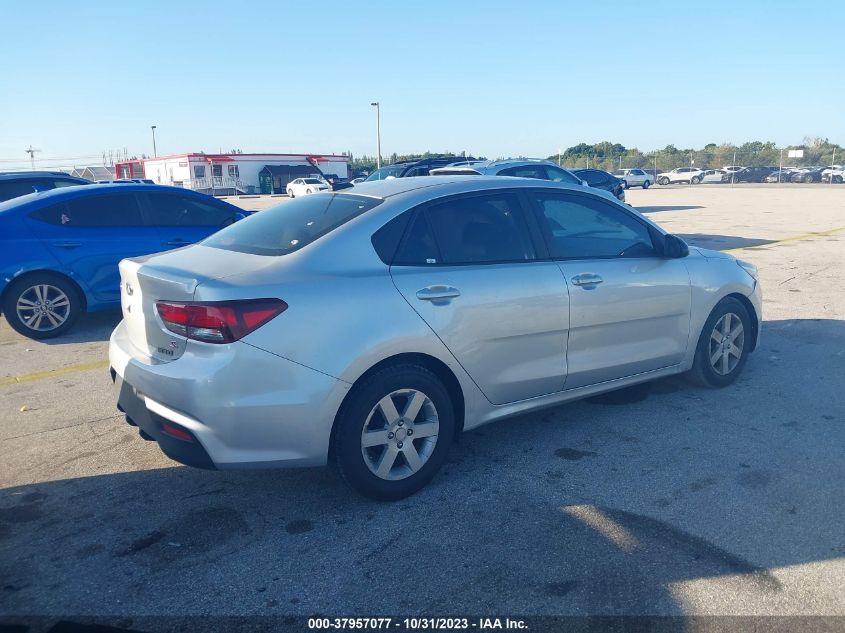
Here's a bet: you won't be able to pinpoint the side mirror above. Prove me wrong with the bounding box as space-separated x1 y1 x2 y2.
663 234 689 258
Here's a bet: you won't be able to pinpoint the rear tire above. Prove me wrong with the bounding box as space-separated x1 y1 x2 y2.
687 297 752 388
334 364 455 501
287 189 294 198
691 176 702 184
658 177 669 185
2 273 82 340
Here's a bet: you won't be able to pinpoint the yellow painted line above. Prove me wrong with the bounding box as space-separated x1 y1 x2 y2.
724 225 845 253
0 359 110 386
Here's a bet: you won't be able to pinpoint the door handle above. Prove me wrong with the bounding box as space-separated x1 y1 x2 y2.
571 273 603 287
166 239 191 246
54 242 82 249
416 286 461 301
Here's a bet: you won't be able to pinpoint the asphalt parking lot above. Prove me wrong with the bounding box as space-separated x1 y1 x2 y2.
0 184 843 620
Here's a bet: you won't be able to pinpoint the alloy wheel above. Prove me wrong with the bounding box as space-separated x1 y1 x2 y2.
709 312 745 376
361 389 440 481
16 284 71 333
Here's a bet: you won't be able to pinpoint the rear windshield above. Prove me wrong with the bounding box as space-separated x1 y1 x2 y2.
202 193 382 256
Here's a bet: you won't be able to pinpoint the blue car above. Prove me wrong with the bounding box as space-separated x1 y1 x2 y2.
0 184 250 339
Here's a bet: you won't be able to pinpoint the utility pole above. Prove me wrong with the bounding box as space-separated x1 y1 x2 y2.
370 103 381 169
151 125 157 157
25 145 40 170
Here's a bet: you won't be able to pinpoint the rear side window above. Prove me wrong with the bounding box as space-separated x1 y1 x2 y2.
203 193 381 256
31 194 145 227
146 193 236 227
532 192 655 259
394 212 440 265
580 170 607 186
0 179 54 202
420 193 534 265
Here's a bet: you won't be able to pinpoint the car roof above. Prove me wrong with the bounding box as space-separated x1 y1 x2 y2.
0 183 237 213
0 171 89 181
343 175 594 201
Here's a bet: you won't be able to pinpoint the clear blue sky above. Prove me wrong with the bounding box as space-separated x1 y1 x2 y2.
1 0 842 168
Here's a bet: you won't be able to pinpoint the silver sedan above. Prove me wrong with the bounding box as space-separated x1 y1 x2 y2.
109 177 762 500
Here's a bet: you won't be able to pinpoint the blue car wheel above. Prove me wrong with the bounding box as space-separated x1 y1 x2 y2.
3 273 83 339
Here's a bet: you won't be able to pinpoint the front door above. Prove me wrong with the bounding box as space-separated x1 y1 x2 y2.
527 189 691 389
24 192 159 304
389 191 570 405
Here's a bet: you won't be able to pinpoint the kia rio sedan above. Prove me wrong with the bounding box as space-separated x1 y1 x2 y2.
110 177 761 500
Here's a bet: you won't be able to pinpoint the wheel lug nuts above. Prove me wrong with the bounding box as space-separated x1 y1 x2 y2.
397 420 404 427
407 429 413 436
397 441 403 449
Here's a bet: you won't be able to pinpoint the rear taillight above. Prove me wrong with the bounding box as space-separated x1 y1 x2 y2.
155 299 287 344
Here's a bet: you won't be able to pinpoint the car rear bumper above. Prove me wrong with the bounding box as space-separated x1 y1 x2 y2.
109 320 350 469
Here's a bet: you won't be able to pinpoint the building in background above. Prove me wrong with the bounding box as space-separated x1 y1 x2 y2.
114 152 349 195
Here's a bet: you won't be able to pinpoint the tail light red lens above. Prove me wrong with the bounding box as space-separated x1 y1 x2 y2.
155 299 287 343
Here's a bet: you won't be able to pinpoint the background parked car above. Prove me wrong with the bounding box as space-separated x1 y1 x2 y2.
430 159 584 185
0 184 248 339
365 156 477 181
286 178 330 197
763 169 797 183
350 177 367 185
790 166 827 183
701 169 729 184
571 168 626 201
0 171 91 203
822 167 844 183
656 167 704 185
612 168 652 188
730 167 778 183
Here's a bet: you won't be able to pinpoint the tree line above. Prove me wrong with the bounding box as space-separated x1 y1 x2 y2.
348 137 842 174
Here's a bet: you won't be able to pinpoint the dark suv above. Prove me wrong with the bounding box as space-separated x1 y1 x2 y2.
0 171 91 203
364 156 477 181
571 168 626 201
729 167 777 183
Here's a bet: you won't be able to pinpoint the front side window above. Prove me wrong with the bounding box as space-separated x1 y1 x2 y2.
531 192 655 259
423 193 534 264
365 165 404 181
32 194 145 227
203 193 381 256
0 180 54 201
543 166 581 184
146 193 236 227
497 165 546 179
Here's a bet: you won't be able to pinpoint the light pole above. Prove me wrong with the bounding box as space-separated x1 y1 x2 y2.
370 102 381 169
151 125 157 158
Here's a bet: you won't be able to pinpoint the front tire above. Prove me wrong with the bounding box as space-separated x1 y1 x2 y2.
642 180 650 189
2 273 82 339
658 177 670 185
287 189 294 198
688 297 752 388
691 176 702 184
334 364 455 501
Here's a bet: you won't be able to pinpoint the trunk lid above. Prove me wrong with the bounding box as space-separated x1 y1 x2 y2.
118 245 276 363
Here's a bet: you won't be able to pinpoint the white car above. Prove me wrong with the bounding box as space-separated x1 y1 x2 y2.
722 166 744 174
612 168 653 189
656 168 704 185
701 169 729 184
822 167 844 184
350 177 367 185
286 178 329 197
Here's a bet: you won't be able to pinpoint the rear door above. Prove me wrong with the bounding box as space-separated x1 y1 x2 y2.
24 192 161 303
389 191 570 405
143 191 238 249
527 189 691 389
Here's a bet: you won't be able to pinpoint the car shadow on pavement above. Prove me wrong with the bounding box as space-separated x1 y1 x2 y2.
676 234 776 251
39 311 122 345
0 319 842 618
636 205 705 213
